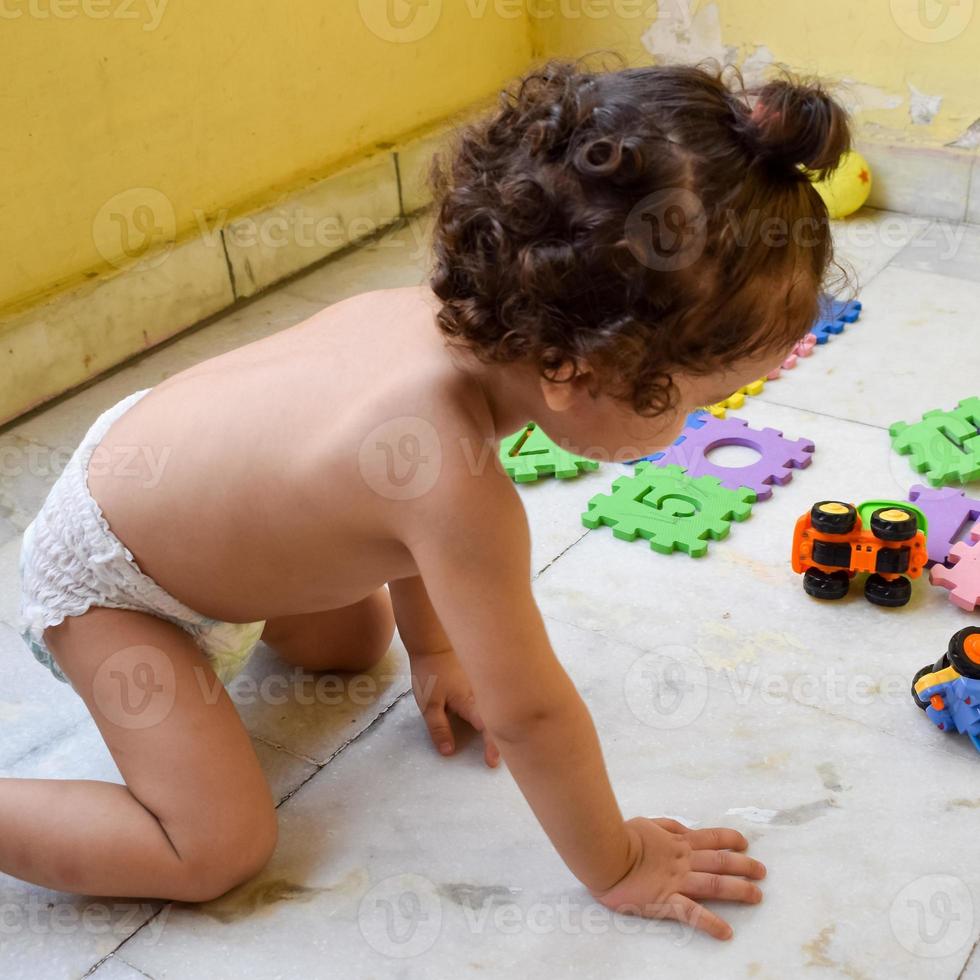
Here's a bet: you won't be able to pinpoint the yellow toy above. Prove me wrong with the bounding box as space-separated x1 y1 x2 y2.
810 150 872 219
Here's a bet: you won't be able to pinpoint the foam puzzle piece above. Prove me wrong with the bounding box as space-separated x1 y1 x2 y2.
500 422 599 483
810 295 863 345
767 334 817 380
930 536 980 611
645 415 814 500
581 463 756 557
890 397 980 486
706 379 766 417
907 485 980 565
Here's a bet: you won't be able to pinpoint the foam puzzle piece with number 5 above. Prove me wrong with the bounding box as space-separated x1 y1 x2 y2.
930 522 980 611
500 422 599 483
581 463 756 557
890 397 980 486
644 415 815 500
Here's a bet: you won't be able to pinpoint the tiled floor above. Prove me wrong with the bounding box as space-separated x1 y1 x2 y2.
1 210 978 980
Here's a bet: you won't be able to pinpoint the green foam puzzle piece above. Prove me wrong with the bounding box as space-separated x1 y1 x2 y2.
889 397 980 486
500 422 600 484
581 463 756 557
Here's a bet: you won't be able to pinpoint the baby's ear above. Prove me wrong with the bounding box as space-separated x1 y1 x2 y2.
539 358 594 412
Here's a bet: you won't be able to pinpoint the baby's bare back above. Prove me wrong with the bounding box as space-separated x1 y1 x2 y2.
87 285 486 623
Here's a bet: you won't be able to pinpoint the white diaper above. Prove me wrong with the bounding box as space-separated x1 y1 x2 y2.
17 387 265 687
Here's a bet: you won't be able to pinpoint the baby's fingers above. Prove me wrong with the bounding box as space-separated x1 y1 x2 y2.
681 872 763 905
422 703 455 757
667 895 733 941
690 849 767 880
683 827 749 852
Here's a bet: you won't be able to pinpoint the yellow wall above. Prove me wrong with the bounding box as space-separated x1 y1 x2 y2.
0 1 532 313
534 0 980 146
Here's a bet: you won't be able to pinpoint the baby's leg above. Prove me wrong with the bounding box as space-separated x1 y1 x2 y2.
0 606 277 900
261 588 395 673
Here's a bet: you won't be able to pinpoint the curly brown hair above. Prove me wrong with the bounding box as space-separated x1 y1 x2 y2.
429 59 851 416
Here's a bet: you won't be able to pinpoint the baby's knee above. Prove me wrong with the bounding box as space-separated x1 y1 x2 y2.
175 809 279 903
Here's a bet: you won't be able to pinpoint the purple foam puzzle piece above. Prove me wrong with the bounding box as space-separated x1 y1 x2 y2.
649 415 814 499
908 485 980 566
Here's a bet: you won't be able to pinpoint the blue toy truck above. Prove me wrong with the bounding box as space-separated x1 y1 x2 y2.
912 627 980 754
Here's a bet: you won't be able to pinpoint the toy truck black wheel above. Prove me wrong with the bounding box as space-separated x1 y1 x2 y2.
864 573 912 607
869 507 918 542
911 664 934 710
948 626 980 680
803 567 850 600
810 501 857 534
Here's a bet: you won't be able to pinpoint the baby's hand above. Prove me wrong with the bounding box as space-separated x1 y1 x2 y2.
409 649 501 768
591 817 766 941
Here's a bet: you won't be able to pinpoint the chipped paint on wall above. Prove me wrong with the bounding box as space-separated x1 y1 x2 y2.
540 0 974 146
908 82 944 125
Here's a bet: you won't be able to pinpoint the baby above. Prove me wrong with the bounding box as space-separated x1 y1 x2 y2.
6 60 849 941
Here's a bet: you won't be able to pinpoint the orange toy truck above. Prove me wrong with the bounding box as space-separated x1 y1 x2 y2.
792 499 928 607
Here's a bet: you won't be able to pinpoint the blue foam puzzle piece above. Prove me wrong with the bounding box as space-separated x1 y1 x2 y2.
811 318 847 344
820 297 862 323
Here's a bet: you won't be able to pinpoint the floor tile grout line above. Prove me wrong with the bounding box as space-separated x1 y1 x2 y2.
274 689 412 809
957 934 979 980
79 918 165 980
750 397 891 432
533 527 593 581
0 715 93 774
251 732 322 769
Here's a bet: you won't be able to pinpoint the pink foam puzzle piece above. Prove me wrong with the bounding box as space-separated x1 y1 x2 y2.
930 539 980 611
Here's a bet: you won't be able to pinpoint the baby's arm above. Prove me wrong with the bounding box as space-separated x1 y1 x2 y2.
400 473 765 938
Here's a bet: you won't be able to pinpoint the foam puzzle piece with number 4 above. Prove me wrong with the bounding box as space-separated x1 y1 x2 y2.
581 463 756 557
499 422 599 483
